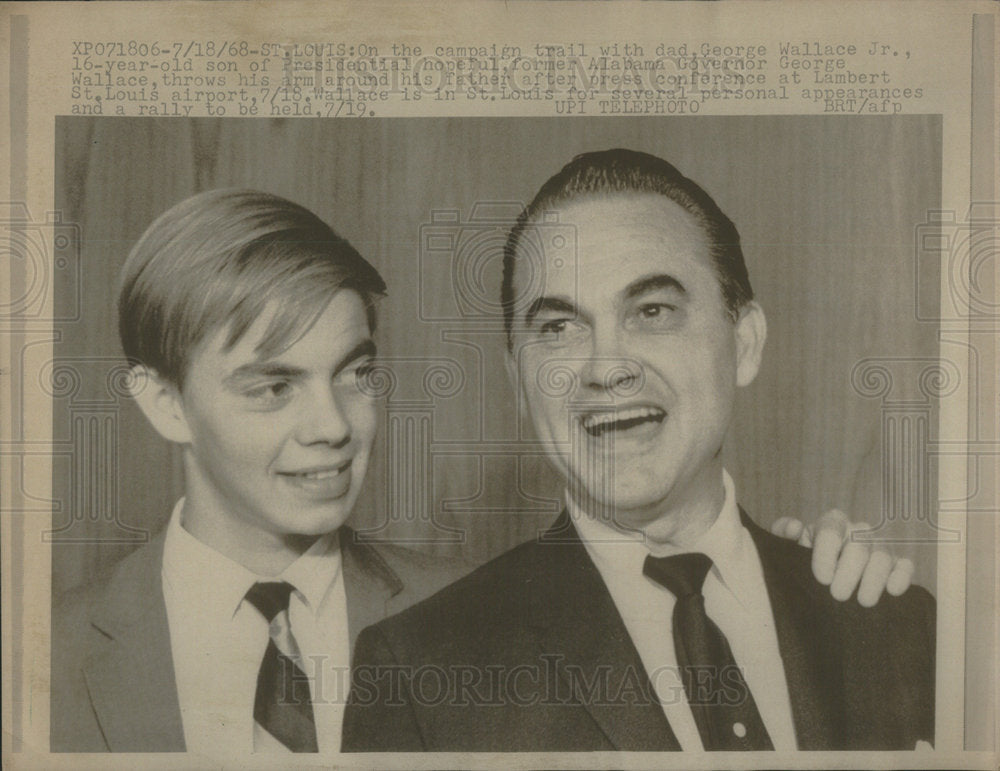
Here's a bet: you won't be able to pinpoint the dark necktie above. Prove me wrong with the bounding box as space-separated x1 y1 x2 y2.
643 552 774 750
244 581 319 752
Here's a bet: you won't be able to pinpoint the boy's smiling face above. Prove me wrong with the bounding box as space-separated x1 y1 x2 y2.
167 289 378 560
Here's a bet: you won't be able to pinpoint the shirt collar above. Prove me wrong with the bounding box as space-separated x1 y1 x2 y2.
280 530 341 615
571 470 751 603
161 498 341 619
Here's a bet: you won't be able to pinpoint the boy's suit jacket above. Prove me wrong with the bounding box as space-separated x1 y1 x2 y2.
51 526 470 752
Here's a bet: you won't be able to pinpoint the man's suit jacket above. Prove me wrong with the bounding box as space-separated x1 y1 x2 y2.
50 527 470 752
342 510 935 752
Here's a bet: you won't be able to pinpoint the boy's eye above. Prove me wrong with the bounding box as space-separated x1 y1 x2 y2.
336 358 377 387
243 381 293 406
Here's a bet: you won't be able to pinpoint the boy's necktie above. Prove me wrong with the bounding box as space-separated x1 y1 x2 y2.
245 581 319 752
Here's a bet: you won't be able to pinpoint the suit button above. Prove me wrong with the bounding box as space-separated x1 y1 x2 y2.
732 722 747 738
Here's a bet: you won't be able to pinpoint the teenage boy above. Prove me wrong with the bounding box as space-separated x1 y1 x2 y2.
50 189 472 754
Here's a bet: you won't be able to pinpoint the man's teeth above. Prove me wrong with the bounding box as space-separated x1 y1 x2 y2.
581 407 665 434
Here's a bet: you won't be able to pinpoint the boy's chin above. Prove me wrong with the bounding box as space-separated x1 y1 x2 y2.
281 529 339 552
275 509 353 541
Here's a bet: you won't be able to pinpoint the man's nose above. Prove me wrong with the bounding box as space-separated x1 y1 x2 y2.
578 328 642 398
296 386 351 448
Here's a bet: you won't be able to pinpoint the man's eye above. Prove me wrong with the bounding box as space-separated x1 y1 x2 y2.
633 303 680 328
535 318 588 345
640 303 674 318
539 319 569 335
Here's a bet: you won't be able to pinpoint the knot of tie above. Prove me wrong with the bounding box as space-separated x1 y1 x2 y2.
643 552 713 598
245 581 296 622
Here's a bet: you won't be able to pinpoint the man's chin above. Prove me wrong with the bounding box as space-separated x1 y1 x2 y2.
566 486 668 528
605 505 665 533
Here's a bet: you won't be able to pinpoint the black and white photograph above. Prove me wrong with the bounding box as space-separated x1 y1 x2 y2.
47 115 940 756
2 2 996 769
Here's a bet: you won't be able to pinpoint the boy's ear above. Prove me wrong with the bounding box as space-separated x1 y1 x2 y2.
128 365 192 444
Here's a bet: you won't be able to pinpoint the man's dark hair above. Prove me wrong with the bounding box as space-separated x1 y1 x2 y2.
501 148 754 349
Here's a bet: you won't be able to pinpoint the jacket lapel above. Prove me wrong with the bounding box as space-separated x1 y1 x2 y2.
81 526 407 750
527 512 681 751
83 534 187 751
741 511 847 749
340 527 405 657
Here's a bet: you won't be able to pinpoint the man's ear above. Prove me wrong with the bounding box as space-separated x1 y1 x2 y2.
503 344 527 418
503 345 519 393
128 365 192 444
734 301 767 388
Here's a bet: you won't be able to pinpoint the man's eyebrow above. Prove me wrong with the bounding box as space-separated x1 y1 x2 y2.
524 297 578 326
622 274 687 302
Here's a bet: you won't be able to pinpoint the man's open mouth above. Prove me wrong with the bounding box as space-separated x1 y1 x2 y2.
579 406 666 437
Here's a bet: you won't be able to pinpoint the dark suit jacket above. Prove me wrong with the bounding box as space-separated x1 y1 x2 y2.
50 526 471 752
342 510 935 752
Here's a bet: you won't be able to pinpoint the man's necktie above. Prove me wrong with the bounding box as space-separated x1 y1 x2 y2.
643 552 774 750
245 581 319 752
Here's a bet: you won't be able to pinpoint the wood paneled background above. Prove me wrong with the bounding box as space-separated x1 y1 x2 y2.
51 116 942 596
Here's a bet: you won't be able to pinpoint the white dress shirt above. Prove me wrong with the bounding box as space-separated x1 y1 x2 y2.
161 499 351 758
572 470 799 750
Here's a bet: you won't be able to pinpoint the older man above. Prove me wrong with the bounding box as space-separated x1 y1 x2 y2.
343 149 935 752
